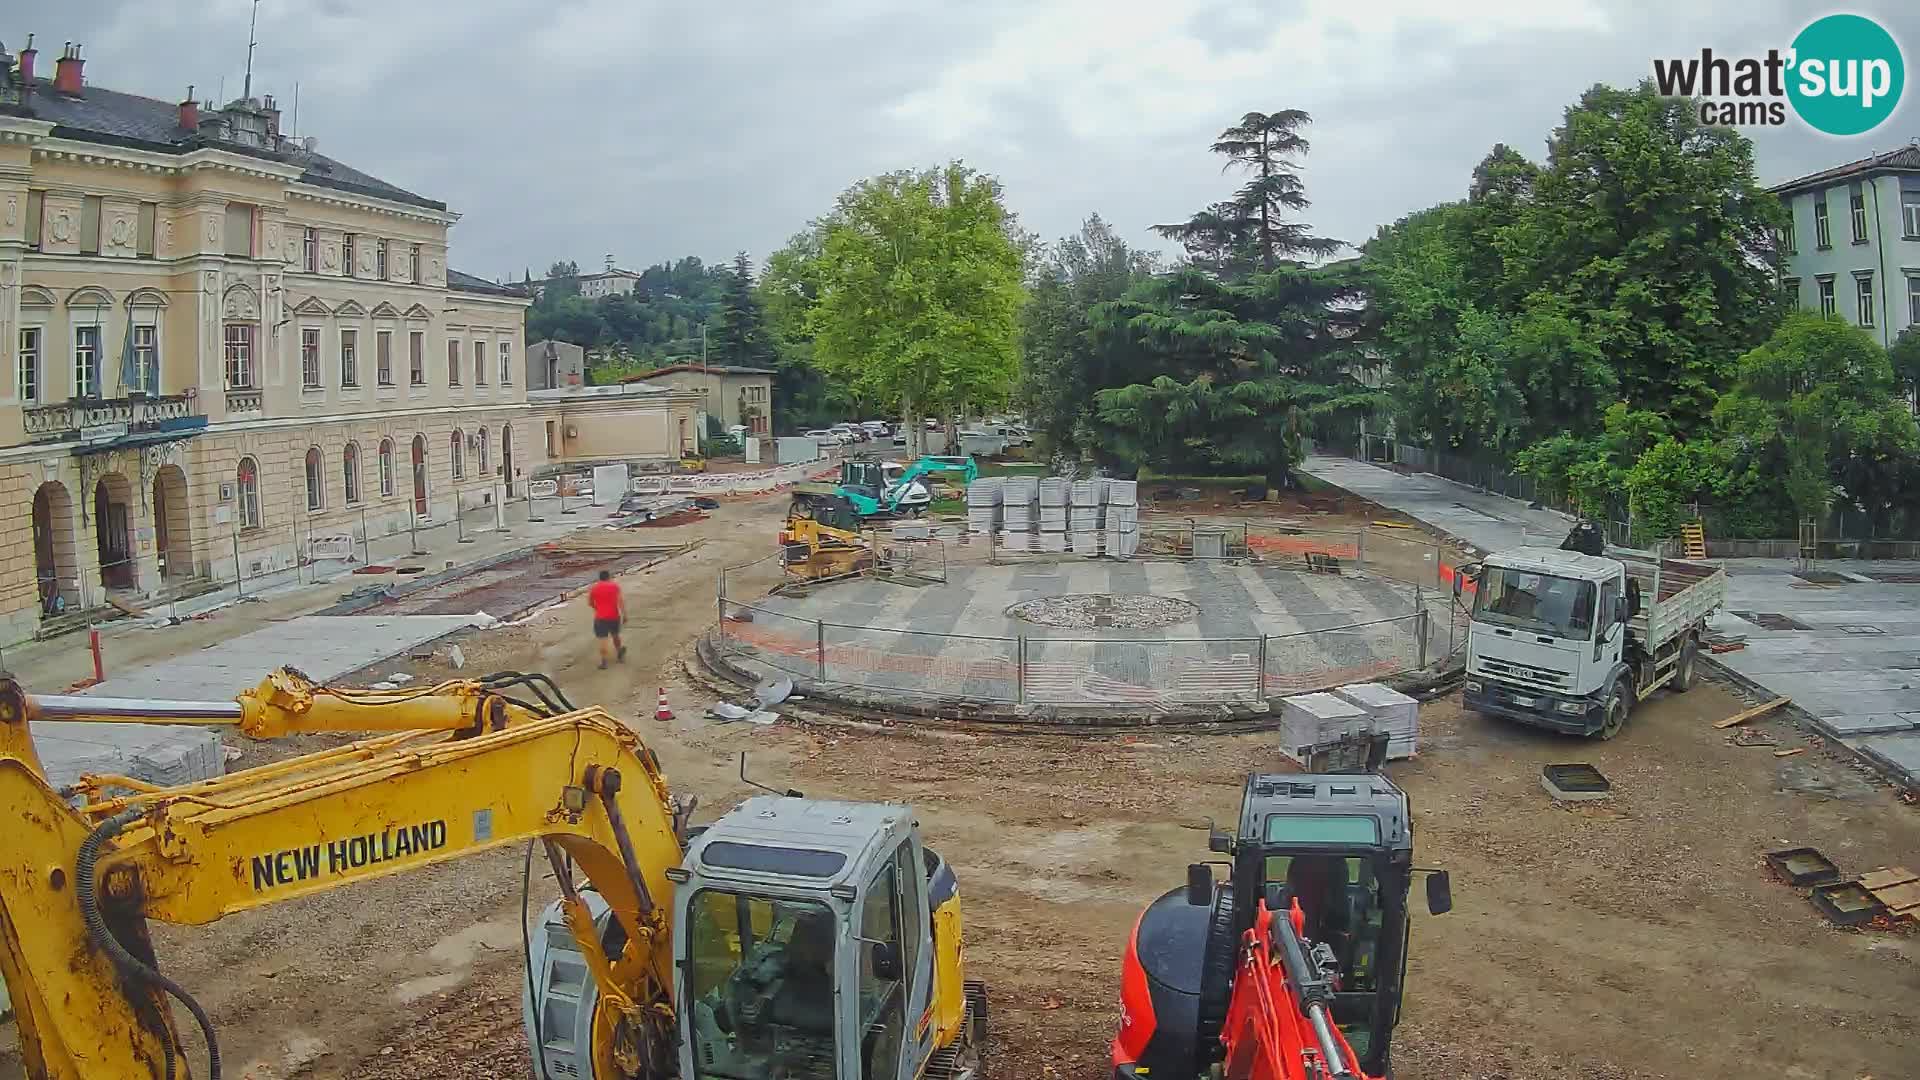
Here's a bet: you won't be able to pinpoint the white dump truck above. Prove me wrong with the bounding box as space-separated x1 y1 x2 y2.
1458 538 1727 738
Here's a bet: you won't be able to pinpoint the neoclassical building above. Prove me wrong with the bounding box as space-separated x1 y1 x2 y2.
0 40 543 644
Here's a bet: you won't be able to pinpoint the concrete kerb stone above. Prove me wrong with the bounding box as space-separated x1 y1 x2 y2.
1700 654 1917 793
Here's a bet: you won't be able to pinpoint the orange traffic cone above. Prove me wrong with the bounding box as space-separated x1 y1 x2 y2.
655 687 675 722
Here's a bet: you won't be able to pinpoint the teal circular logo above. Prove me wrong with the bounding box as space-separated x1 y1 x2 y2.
1788 14 1905 136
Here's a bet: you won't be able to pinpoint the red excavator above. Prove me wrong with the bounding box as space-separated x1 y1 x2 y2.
1112 773 1452 1080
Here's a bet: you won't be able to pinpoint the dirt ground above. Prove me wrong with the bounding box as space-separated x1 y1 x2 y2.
5 486 1919 1080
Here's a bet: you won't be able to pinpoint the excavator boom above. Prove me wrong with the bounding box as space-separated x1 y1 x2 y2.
1219 900 1375 1080
0 677 684 1079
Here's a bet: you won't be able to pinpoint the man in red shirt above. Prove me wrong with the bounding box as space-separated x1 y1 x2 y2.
587 570 626 669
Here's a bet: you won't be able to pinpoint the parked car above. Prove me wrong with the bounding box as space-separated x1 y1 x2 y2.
861 420 891 438
803 428 844 447
830 422 868 443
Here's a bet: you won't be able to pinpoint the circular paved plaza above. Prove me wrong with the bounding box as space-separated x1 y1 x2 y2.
716 560 1444 712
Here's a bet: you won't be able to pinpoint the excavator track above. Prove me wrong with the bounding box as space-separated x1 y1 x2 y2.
925 981 989 1080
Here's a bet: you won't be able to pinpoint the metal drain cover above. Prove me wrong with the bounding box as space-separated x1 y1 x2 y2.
1542 763 1611 802
1732 611 1814 631
1839 625 1885 635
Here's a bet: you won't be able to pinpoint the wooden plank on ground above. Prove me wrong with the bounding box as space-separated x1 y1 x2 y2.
1772 748 1806 758
1715 696 1790 729
1858 866 1919 891
1870 880 1920 913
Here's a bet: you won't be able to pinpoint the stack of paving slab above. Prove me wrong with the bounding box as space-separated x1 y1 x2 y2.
1277 691 1372 764
966 476 1005 535
1105 479 1139 559
1038 478 1071 552
1000 477 1038 551
1332 682 1419 760
1070 480 1105 554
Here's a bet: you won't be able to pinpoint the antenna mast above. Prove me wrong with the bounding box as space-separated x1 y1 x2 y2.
242 0 260 101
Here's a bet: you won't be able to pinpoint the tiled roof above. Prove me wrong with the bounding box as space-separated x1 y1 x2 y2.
17 76 445 211
1770 144 1920 194
446 268 527 297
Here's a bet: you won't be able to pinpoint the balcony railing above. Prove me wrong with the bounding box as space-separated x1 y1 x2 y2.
225 388 264 413
24 393 203 443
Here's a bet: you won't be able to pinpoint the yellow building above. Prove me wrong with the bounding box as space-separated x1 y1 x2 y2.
620 364 774 435
0 42 545 645
531 383 703 472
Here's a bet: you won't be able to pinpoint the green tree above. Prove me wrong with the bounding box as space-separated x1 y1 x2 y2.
1089 263 1381 486
1154 110 1341 276
805 163 1027 451
1495 83 1785 430
1714 313 1920 531
709 252 777 369
1017 214 1161 460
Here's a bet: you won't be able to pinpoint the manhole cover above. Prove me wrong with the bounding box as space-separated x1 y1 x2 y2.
1007 593 1200 630
1794 570 1852 585
1731 611 1813 631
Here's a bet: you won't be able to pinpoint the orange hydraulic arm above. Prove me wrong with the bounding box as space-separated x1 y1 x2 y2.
1218 899 1376 1080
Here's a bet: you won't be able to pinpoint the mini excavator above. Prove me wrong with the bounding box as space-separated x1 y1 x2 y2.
0 667 984 1079
1112 773 1451 1080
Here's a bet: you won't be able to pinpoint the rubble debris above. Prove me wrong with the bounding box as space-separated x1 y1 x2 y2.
447 645 465 670
1714 696 1789 729
754 677 795 709
387 672 414 686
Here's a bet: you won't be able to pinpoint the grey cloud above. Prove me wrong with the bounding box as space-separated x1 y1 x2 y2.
11 1 1920 277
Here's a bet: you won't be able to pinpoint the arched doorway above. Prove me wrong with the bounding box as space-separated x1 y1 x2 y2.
93 472 135 590
501 424 515 496
32 482 79 618
410 434 428 516
152 464 194 582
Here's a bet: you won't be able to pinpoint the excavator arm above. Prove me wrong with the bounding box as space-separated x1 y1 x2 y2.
0 676 688 1080
1218 899 1376 1080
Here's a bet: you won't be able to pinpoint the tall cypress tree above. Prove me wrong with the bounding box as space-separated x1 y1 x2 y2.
709 252 776 368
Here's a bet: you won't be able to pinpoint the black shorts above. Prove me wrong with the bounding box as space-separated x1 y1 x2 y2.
593 617 622 638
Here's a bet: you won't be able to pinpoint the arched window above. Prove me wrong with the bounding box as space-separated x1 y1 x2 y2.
450 429 464 478
476 427 490 477
342 442 361 505
378 438 395 497
304 447 325 511
237 456 261 529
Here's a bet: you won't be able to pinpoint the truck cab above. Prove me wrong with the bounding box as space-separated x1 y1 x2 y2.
1461 545 1724 739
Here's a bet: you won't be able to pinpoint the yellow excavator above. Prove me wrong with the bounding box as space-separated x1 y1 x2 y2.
0 668 985 1079
780 485 880 582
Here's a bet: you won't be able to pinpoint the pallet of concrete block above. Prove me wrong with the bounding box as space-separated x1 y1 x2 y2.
1071 478 1104 508
1332 682 1419 760
1002 477 1038 531
966 477 1005 534
1107 478 1138 507
1039 477 1070 507
1039 531 1068 553
1071 530 1102 556
998 529 1036 554
1104 503 1140 559
1277 691 1373 764
1039 503 1069 531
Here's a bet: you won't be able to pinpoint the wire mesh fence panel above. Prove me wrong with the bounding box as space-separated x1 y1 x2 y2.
823 623 1020 704
1349 528 1441 589
715 600 827 683
1021 636 1263 707
1134 522 1252 560
871 538 950 584
1261 615 1426 696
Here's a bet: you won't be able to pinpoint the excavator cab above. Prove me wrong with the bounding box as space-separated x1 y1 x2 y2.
1113 773 1448 1080
528 795 986 1080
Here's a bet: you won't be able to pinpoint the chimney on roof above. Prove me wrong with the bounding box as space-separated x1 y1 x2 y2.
18 33 35 86
261 93 280 140
178 85 198 131
52 41 81 94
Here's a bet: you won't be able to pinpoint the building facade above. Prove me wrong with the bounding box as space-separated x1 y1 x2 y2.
1772 145 1920 348
527 338 586 389
530 383 701 473
0 40 543 645
620 364 773 434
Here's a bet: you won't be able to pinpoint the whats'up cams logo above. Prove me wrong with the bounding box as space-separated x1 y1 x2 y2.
1653 13 1905 135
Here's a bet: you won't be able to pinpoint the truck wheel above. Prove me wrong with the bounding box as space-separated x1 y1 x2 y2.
1673 638 1698 692
1597 681 1630 740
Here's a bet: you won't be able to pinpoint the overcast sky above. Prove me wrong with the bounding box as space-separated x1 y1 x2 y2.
15 1 1920 279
